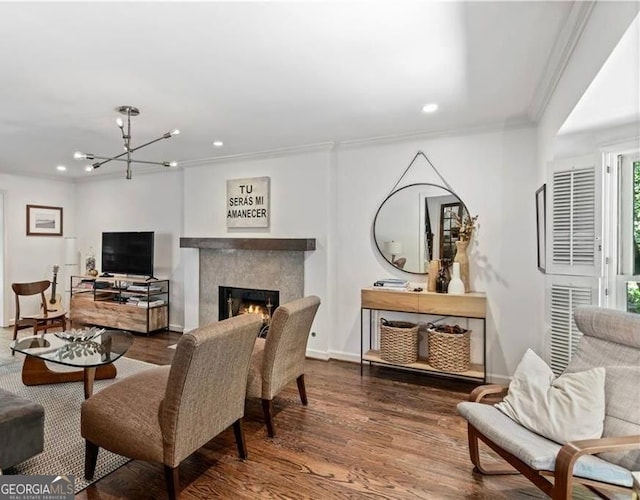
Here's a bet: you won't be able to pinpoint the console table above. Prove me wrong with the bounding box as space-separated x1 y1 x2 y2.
361 287 486 382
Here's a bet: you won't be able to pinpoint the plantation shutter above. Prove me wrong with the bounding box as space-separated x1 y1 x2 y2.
546 154 604 277
546 276 600 375
545 154 605 373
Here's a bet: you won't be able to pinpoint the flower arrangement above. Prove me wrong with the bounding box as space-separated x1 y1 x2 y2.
453 213 479 241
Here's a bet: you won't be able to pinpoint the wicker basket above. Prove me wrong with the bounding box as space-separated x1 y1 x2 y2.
427 327 471 372
379 319 419 364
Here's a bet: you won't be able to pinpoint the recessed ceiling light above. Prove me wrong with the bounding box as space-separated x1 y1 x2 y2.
422 103 439 113
213 140 224 147
56 165 66 171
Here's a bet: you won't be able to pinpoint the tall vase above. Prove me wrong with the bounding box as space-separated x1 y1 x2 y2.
427 260 440 292
454 240 470 292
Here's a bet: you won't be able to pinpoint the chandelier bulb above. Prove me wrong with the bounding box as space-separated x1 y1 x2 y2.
85 165 93 172
116 118 124 128
73 151 86 160
170 129 180 136
169 161 178 167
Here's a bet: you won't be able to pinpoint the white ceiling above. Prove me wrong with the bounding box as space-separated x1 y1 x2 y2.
559 14 640 135
0 1 588 180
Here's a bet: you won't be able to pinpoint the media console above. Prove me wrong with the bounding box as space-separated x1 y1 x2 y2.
70 276 169 335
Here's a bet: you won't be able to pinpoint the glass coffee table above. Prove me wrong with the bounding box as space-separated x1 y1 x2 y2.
10 328 133 399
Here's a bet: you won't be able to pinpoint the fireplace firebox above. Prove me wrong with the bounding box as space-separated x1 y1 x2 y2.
218 286 280 337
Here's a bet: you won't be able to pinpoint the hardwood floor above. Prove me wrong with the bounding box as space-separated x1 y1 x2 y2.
1 328 597 499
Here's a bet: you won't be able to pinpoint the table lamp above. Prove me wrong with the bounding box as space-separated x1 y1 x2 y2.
384 240 403 262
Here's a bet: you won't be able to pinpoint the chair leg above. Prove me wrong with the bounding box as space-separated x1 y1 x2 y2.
164 465 180 500
296 374 308 406
468 424 516 475
84 440 99 480
232 418 247 459
261 399 275 438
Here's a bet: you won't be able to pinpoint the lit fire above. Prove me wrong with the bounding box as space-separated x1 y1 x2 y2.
240 303 270 321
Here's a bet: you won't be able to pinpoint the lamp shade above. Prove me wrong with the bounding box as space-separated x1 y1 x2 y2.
384 240 402 256
64 236 78 266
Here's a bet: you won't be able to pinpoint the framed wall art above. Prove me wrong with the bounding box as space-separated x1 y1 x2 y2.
26 205 63 236
535 185 546 273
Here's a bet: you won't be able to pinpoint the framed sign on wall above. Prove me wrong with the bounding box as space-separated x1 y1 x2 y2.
226 177 270 228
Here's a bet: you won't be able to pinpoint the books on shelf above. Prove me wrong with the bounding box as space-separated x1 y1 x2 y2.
127 285 162 292
373 278 409 289
136 299 165 308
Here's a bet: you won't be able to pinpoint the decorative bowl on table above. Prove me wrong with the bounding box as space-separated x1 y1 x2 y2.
54 327 105 343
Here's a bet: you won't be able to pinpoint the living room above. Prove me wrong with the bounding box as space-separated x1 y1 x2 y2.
0 2 639 499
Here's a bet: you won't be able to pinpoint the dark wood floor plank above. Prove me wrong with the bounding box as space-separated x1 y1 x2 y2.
74 332 597 499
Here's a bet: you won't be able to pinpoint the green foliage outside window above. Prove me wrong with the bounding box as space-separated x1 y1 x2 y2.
634 161 640 274
629 161 640 313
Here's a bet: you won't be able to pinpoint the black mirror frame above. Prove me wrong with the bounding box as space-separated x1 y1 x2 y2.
372 182 470 275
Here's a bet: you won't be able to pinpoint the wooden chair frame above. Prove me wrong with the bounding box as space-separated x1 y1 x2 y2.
12 280 66 341
467 384 640 500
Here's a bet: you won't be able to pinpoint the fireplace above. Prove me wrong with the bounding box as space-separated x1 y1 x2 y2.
219 286 280 337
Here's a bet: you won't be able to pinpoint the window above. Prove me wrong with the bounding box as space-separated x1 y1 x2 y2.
615 155 640 313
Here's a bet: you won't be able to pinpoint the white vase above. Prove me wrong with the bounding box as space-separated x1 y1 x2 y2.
447 262 465 294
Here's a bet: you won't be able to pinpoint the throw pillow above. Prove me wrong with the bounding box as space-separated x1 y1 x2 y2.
495 349 605 445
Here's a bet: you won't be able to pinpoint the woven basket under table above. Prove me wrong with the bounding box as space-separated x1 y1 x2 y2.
379 320 419 364
427 329 471 372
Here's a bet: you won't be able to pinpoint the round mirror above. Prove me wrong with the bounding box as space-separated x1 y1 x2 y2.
373 183 470 275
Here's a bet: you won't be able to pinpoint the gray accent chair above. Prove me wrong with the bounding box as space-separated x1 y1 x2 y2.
81 314 263 500
457 306 640 500
0 388 44 471
246 295 321 437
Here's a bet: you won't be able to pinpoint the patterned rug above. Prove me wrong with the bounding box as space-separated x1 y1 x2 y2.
0 355 156 493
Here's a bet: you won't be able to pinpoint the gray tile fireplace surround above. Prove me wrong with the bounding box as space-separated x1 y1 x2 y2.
180 237 316 327
199 249 304 326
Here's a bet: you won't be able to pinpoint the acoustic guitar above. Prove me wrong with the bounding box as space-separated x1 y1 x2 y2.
46 265 63 312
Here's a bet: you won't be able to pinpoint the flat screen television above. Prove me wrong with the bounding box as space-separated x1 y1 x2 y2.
101 231 154 277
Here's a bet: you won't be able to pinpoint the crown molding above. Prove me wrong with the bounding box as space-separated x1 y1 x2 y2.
527 1 595 124
0 167 76 184
336 117 535 150
178 141 336 167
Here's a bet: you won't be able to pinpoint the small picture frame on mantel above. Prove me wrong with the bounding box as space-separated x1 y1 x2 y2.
26 204 63 236
535 185 546 273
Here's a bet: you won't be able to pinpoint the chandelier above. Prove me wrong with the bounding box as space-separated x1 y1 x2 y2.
74 106 179 179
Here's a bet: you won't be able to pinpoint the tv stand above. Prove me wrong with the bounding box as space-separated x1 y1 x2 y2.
70 275 169 335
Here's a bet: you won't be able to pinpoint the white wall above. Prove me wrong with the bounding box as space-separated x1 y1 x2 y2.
74 170 184 330
0 174 76 324
182 148 333 357
333 128 538 381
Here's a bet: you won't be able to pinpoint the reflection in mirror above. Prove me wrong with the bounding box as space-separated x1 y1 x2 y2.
373 183 469 275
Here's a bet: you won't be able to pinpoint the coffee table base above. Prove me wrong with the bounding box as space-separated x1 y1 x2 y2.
21 356 117 399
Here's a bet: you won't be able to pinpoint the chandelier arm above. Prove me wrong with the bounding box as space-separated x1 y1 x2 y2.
128 134 172 153
91 150 128 168
90 155 170 167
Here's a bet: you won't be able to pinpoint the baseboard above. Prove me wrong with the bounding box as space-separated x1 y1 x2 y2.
486 373 511 385
169 323 184 333
305 349 330 361
326 350 360 364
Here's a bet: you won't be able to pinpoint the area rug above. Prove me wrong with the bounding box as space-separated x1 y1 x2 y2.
0 356 156 493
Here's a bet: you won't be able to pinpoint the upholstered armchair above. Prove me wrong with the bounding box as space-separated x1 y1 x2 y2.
81 314 263 500
457 306 640 500
246 295 321 437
